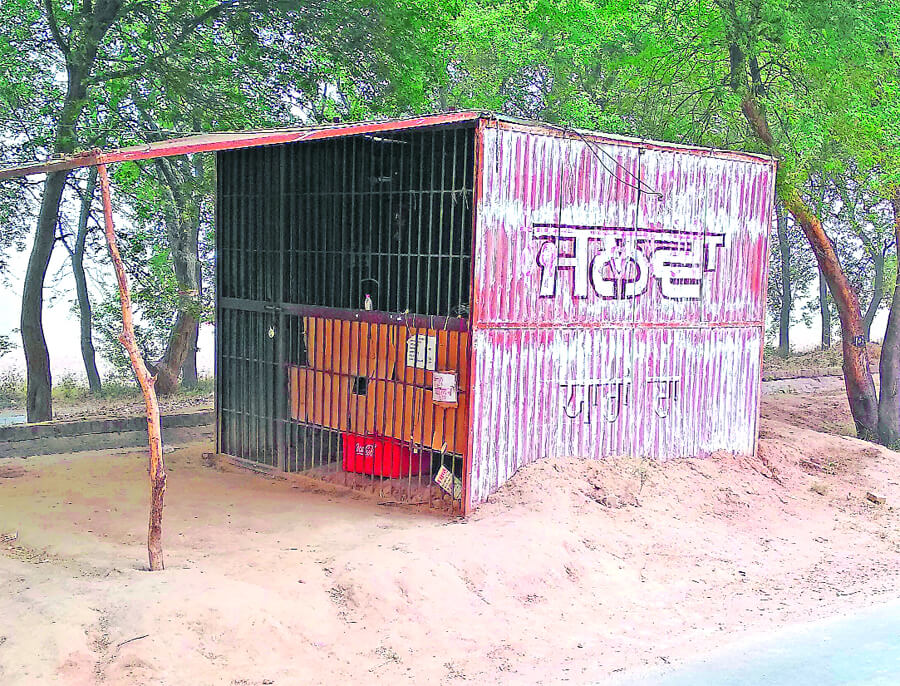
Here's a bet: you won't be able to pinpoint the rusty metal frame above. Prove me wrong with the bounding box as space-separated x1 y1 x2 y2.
0 111 775 182
461 116 491 515
0 113 484 180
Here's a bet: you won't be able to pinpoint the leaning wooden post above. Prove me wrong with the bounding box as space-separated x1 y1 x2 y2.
97 163 167 571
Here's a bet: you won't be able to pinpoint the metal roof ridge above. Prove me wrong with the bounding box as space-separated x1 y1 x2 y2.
0 109 775 180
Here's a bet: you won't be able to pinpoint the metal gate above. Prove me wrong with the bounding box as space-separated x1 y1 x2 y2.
216 125 476 512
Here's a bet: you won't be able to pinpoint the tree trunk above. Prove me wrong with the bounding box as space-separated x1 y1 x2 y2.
820 267 832 349
20 54 87 421
733 50 878 440
22 0 123 419
72 167 102 393
181 217 202 390
21 169 70 422
877 196 900 447
154 311 198 394
784 189 878 440
152 157 203 395
181 321 199 389
862 250 885 341
98 163 166 571
775 201 791 357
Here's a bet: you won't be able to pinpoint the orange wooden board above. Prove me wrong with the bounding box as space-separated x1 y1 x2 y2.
303 318 398 380
394 328 469 387
289 367 351 431
289 318 470 456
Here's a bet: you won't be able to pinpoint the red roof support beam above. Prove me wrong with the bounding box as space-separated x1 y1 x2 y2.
0 112 483 180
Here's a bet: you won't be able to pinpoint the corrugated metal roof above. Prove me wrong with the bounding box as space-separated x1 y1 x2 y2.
0 110 774 180
0 112 482 179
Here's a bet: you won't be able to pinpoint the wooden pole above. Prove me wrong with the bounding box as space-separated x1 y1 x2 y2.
97 163 167 571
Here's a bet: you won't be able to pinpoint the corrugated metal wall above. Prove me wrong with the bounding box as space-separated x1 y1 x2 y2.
468 123 775 505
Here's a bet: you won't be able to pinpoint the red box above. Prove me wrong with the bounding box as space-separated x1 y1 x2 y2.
341 434 428 479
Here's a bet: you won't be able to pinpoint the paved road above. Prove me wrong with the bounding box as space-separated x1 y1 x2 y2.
615 600 900 685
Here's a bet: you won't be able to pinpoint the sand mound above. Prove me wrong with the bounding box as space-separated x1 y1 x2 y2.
1 391 899 684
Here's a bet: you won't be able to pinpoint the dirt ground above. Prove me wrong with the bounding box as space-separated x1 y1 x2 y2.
1 382 899 685
761 343 880 380
51 392 213 423
0 389 213 424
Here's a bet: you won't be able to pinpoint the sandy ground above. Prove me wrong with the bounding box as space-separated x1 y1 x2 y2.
0 392 213 424
1 383 899 685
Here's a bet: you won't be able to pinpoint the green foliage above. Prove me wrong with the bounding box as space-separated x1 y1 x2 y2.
2 0 900 385
767 209 816 343
111 155 216 340
0 369 25 409
93 288 166 383
427 0 900 346
0 334 13 359
822 172 897 324
415 0 900 194
0 0 425 380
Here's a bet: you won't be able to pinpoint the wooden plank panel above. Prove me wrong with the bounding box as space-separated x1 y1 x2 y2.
288 366 350 431
303 318 398 379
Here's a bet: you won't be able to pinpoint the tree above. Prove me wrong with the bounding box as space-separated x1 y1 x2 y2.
823 31 900 445
116 152 212 395
768 198 815 355
13 0 124 421
878 196 900 446
0 3 52 281
772 202 791 355
90 157 213 386
60 167 103 393
0 335 13 359
427 0 900 442
147 155 206 394
807 168 897 342
3 0 425 414
0 0 442 572
815 267 833 350
4 1 196 419
800 171 893 350
698 0 888 439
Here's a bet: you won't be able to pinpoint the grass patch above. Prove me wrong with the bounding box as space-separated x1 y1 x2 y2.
50 373 144 404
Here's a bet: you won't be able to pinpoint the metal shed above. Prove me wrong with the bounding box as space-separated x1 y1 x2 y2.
0 112 776 514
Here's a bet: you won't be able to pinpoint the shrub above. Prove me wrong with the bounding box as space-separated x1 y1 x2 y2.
0 369 25 409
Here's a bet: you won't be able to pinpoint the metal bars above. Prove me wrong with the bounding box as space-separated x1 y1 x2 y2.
279 127 474 315
216 125 476 512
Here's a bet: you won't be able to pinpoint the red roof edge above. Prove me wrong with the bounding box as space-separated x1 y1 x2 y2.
0 111 483 180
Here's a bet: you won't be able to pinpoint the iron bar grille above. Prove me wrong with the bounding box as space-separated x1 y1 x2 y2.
217 125 475 512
